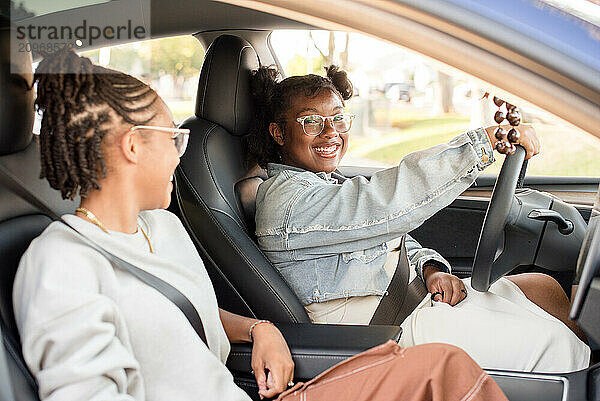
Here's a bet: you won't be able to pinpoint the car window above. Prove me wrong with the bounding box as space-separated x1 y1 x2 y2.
32 36 203 132
270 30 600 177
32 35 203 132
79 35 204 124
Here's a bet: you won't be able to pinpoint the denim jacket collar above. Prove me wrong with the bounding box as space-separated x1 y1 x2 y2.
267 162 345 184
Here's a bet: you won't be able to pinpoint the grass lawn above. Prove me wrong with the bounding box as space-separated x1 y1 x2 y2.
347 111 600 177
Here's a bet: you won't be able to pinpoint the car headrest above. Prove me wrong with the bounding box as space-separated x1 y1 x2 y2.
0 25 35 156
195 34 259 137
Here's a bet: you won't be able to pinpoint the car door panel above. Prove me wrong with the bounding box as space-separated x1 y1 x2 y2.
410 198 487 277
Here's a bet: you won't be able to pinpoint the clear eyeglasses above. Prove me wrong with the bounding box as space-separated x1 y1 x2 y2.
295 113 356 136
130 125 190 157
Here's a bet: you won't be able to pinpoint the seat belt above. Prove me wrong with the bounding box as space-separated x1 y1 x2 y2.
370 236 428 325
0 324 17 401
0 163 208 346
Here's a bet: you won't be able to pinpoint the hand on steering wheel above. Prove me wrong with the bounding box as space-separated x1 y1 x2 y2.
484 124 541 160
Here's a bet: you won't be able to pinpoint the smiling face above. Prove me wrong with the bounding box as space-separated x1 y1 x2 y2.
270 89 348 174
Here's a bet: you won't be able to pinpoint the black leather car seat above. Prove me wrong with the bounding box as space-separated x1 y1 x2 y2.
175 34 309 323
0 23 76 400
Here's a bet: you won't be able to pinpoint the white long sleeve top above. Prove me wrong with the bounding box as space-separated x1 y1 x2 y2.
13 209 251 401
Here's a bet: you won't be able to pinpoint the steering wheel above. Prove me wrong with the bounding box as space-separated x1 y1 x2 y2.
471 146 528 292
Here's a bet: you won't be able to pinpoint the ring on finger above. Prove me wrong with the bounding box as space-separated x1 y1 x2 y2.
431 291 443 301
288 380 295 387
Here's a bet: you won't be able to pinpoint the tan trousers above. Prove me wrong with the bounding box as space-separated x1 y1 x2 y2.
278 341 507 401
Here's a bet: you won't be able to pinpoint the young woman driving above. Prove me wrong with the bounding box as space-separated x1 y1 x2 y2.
247 65 590 373
12 48 508 401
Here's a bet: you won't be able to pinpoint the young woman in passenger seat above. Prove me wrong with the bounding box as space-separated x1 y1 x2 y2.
13 48 508 401
247 65 590 373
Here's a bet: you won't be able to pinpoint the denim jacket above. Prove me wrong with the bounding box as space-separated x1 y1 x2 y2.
255 129 495 305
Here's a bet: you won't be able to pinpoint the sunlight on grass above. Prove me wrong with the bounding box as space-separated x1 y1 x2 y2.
363 128 463 164
346 113 469 163
348 114 469 156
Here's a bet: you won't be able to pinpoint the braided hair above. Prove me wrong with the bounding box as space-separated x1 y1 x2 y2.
244 65 353 168
34 47 158 200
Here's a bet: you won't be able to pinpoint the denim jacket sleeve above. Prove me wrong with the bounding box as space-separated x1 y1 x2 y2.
256 129 494 256
405 233 451 281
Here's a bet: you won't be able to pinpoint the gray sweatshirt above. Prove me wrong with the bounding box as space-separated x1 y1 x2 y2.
13 209 251 401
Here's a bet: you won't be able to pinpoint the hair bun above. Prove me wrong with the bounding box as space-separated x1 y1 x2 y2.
325 65 353 101
250 65 280 107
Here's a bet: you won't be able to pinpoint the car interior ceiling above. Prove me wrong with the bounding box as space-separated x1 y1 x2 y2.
1 9 598 401
149 0 312 37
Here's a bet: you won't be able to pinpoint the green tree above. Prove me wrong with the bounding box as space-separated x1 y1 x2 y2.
147 37 204 79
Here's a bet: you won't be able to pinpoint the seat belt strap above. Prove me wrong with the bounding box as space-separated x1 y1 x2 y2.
370 236 428 325
0 324 16 401
0 163 208 346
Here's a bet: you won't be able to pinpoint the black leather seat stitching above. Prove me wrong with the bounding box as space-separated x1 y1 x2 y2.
177 165 299 322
